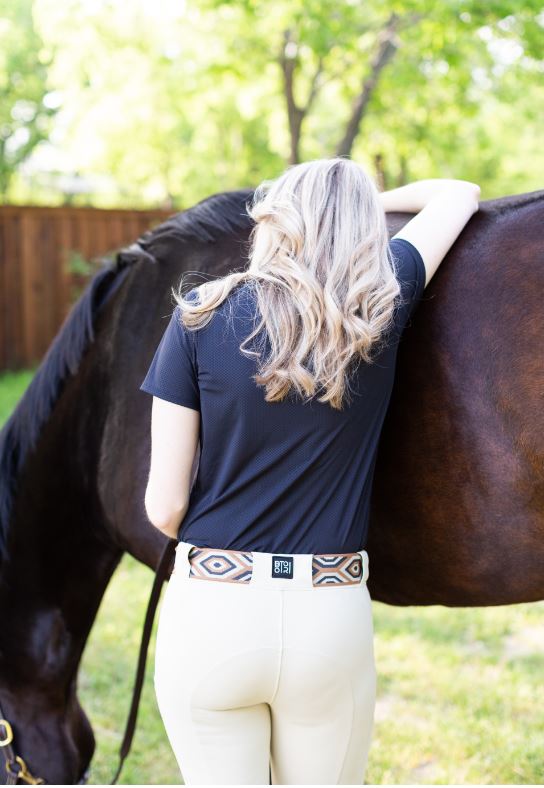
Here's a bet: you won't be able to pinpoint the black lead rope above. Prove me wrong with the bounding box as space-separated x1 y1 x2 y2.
110 539 176 785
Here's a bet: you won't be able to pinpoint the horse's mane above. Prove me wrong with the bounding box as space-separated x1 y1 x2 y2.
0 189 254 556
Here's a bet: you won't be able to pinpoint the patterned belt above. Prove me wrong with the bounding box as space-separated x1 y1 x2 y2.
186 545 364 586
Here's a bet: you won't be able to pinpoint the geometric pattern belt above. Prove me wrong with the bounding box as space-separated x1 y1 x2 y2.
187 546 364 586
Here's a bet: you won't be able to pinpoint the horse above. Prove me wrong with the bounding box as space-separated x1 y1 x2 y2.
0 187 542 783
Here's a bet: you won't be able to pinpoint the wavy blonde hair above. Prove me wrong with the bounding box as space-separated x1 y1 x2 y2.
172 156 402 410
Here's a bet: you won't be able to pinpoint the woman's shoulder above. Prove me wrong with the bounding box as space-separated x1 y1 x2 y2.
179 280 258 344
388 237 426 329
389 237 426 301
184 279 255 305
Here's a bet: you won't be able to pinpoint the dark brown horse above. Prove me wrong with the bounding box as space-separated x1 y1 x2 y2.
0 187 542 783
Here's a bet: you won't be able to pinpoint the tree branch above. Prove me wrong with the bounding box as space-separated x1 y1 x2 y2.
335 12 401 158
279 29 325 164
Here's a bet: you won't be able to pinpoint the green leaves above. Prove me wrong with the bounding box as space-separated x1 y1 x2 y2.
4 0 542 205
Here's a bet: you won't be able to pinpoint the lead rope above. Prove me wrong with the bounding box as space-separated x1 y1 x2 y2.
110 538 176 785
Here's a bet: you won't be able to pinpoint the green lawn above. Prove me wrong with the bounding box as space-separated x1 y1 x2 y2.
2 370 544 784
0 367 37 423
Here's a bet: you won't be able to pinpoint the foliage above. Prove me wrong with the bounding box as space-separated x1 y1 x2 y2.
4 1 544 207
0 0 57 198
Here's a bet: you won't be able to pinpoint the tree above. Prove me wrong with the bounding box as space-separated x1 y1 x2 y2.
13 0 544 206
0 0 56 199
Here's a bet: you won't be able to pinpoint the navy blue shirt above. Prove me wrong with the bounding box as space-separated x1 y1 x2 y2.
140 237 426 554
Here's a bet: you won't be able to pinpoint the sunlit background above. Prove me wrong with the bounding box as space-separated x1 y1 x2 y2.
2 0 543 210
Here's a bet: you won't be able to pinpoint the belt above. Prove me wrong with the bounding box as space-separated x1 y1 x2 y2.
185 544 368 587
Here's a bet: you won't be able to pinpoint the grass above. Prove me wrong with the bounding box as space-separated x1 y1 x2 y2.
2 369 544 784
79 554 179 784
0 366 37 423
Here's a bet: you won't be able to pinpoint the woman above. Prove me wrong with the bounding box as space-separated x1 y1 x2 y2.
139 157 480 785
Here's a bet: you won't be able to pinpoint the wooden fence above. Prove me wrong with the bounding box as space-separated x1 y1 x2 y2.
0 205 173 371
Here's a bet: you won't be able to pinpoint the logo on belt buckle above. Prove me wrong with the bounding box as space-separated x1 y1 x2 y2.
271 555 293 578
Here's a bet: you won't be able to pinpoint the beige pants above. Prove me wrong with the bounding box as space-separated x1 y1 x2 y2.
154 540 377 785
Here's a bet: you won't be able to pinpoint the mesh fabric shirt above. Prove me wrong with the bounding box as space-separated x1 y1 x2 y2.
139 237 426 554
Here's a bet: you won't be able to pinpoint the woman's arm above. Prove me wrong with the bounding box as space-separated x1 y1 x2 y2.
385 179 481 288
380 178 480 213
144 396 200 539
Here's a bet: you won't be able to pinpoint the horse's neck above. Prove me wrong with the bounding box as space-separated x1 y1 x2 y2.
1 513 122 686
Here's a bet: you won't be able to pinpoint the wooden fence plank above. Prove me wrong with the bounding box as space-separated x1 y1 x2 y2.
0 205 172 370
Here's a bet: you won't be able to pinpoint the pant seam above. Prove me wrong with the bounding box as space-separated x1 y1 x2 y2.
268 647 362 784
337 673 356 784
268 589 284 704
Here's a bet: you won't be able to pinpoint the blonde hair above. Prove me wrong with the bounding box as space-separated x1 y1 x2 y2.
172 156 402 410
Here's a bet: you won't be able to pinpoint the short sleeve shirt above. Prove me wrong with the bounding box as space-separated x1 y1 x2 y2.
139 237 426 554
140 297 200 411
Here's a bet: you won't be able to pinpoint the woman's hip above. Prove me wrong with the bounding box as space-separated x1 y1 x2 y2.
155 540 374 685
